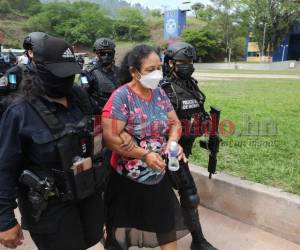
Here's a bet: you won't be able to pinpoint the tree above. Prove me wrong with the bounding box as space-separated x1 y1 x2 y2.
241 0 300 55
192 0 244 61
182 28 224 62
26 1 112 46
150 9 161 18
191 2 204 13
114 8 150 41
0 0 12 14
191 3 215 21
210 0 240 61
26 1 42 15
25 12 52 32
8 0 41 12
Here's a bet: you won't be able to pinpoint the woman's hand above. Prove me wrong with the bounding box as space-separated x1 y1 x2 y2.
144 152 166 172
163 141 187 163
0 224 24 249
119 131 135 152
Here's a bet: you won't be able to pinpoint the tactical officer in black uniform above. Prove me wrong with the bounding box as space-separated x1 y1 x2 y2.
0 32 47 119
162 46 171 77
81 37 121 114
0 35 105 250
0 75 11 117
160 42 218 250
80 38 124 196
0 52 11 77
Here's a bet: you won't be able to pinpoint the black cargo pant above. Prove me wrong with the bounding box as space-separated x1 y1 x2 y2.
28 193 104 250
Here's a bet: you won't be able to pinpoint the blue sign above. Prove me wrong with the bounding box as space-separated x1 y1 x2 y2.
164 9 187 40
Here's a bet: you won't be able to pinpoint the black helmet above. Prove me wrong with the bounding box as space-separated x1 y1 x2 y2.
23 32 48 51
93 38 115 52
166 42 197 61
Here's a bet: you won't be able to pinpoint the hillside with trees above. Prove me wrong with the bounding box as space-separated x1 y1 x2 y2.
1 0 300 62
0 0 153 48
40 0 151 17
184 0 300 62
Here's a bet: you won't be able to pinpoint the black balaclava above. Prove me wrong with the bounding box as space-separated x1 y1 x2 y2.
36 63 75 98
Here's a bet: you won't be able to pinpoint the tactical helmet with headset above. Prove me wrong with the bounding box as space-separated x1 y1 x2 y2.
166 42 197 79
23 32 48 52
0 32 47 95
93 38 116 66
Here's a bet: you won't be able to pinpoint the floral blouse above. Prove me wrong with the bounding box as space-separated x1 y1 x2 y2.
102 83 174 185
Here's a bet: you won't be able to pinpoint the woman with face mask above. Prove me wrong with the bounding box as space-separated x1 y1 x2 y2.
0 35 105 250
101 44 189 250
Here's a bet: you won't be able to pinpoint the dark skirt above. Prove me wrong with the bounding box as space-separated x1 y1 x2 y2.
105 170 189 248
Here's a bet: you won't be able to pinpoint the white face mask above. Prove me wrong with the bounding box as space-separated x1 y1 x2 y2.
138 70 163 90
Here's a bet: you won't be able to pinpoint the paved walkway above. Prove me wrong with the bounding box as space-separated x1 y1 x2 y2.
4 207 300 250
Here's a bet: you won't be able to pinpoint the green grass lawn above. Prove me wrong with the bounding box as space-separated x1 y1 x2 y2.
190 77 300 195
195 68 300 75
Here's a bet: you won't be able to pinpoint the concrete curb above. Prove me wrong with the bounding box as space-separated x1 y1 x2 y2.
190 164 300 245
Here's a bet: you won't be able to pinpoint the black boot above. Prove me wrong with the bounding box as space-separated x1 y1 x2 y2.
190 237 218 250
170 163 218 250
104 226 123 250
185 210 218 250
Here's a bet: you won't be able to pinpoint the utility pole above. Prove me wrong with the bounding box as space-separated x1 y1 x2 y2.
262 22 267 62
281 44 288 62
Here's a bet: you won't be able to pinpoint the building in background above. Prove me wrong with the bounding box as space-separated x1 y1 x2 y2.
245 33 265 63
245 25 300 62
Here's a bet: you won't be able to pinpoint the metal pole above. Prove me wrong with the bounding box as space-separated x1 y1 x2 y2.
282 45 286 62
262 23 267 61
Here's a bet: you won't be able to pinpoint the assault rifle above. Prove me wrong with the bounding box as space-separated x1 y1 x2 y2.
199 106 221 179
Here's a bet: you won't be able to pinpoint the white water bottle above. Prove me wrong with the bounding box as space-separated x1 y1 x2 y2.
168 141 180 171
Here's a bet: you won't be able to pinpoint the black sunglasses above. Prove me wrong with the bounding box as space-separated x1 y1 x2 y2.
97 51 114 57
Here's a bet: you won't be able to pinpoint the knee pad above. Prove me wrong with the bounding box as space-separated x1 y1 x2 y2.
180 192 200 209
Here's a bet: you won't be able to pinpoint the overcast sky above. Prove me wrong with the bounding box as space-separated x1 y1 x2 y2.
126 0 212 10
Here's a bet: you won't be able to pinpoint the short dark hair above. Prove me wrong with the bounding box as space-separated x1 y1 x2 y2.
118 44 158 84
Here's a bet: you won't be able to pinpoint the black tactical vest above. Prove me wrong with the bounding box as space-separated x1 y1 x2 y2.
25 87 99 201
160 76 206 120
90 65 120 109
